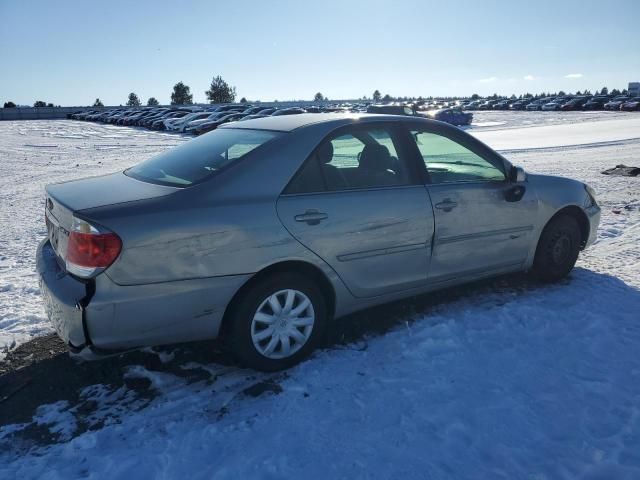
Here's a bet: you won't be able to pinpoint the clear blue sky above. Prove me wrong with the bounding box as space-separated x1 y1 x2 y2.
1 0 639 106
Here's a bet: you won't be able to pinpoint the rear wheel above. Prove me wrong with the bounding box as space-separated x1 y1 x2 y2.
224 273 327 371
531 214 581 282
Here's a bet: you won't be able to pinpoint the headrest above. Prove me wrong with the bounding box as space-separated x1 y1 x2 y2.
317 142 334 164
359 144 392 171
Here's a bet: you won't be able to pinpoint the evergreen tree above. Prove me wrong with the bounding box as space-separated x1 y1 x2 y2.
314 92 324 102
170 82 193 105
205 75 236 104
33 100 47 107
126 92 141 106
93 98 104 107
382 94 392 102
600 87 608 95
372 90 381 102
3 101 16 108
147 97 160 106
239 97 247 103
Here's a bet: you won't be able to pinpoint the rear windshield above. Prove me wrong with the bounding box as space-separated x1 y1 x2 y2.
125 128 282 187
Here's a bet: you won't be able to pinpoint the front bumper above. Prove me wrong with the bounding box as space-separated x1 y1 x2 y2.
584 204 601 248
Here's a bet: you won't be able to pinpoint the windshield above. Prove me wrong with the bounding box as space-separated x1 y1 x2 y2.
125 128 282 187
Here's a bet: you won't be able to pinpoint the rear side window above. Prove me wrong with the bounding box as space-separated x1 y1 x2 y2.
126 128 281 187
285 126 415 194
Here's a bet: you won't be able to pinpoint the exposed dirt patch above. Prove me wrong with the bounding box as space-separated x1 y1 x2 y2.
0 336 235 449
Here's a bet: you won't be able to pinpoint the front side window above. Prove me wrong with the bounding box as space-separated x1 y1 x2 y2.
410 131 506 184
126 128 281 187
287 126 414 193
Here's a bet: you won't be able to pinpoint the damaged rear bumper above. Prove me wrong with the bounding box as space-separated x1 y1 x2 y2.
37 239 251 359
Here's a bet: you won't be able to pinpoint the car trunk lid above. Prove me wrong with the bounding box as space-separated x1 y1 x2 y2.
45 171 178 263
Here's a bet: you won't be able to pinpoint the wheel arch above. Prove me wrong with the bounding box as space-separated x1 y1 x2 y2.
219 260 337 337
544 205 590 249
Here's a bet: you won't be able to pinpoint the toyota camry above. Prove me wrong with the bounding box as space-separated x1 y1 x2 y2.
38 114 601 371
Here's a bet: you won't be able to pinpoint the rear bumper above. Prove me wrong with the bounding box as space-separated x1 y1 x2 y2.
37 239 251 358
37 240 91 350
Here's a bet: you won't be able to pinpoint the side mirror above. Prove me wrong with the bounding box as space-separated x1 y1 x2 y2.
510 165 527 183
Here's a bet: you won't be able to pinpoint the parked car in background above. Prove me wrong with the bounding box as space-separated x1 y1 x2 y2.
560 97 591 111
242 106 272 115
582 96 610 110
492 99 512 110
367 104 414 115
39 113 600 371
526 98 553 111
191 112 246 135
463 100 483 110
509 99 532 110
74 110 101 120
165 111 212 132
604 96 631 111
620 97 640 111
241 108 278 121
479 100 500 110
183 112 231 133
209 105 249 115
271 107 307 116
141 109 191 128
424 107 473 126
542 97 572 111
150 111 190 130
101 109 128 122
115 110 145 125
67 109 86 119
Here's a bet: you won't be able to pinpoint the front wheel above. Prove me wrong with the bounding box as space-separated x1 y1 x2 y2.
224 273 328 371
531 214 581 282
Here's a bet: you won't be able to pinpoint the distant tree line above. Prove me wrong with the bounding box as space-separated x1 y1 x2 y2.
1 83 632 109
367 86 628 103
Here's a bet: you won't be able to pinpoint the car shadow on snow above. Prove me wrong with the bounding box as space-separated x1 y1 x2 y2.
0 268 636 450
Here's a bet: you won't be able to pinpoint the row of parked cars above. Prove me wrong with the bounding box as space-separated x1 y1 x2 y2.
69 101 477 133
69 104 327 135
462 95 640 112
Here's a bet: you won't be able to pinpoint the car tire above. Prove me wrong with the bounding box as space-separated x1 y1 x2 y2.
531 214 581 282
224 273 328 372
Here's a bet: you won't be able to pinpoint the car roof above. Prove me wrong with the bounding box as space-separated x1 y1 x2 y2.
220 112 436 132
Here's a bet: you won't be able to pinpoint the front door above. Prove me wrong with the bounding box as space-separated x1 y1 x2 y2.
277 124 435 298
407 128 538 283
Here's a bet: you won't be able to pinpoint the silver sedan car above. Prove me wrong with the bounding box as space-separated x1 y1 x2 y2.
38 114 601 371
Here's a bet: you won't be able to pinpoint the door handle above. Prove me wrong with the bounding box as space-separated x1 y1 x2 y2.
434 199 458 212
294 209 328 225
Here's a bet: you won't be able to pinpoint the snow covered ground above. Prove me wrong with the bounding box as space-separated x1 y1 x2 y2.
1 113 640 479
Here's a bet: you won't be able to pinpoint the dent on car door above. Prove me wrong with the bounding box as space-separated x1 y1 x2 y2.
408 129 538 283
276 125 435 298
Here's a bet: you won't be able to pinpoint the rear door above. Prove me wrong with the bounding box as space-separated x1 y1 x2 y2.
405 126 538 283
277 124 435 298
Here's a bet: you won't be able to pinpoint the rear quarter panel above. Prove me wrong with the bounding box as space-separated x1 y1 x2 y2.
78 130 348 286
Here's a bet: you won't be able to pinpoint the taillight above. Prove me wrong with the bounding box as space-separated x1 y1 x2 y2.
66 217 122 278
